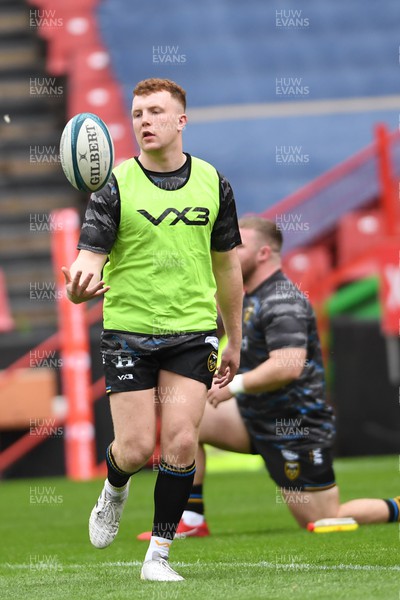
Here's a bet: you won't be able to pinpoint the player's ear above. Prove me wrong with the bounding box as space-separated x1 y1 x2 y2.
177 113 187 131
258 244 271 262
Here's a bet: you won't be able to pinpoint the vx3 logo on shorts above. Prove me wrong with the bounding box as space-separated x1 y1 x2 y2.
117 374 134 380
137 207 210 226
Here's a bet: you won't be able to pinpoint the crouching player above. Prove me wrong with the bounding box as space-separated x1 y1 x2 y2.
139 217 400 539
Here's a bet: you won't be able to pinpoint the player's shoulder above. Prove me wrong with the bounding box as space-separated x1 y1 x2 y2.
112 157 137 180
191 156 233 199
258 270 311 313
91 173 119 202
190 154 220 178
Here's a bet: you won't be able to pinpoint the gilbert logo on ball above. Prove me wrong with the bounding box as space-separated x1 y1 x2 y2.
60 113 114 193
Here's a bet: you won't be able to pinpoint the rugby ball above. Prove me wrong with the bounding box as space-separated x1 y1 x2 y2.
60 112 114 192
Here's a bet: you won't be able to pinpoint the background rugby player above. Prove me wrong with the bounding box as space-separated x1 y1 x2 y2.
139 216 400 538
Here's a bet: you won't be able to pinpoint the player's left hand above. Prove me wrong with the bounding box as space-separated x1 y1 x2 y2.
207 380 233 407
213 341 240 388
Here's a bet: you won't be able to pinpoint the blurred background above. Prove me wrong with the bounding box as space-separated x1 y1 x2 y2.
0 0 399 480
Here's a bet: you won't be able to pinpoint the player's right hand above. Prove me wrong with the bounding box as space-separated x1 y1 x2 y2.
61 267 110 304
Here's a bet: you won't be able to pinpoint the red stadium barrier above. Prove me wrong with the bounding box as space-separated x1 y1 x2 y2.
51 209 96 480
375 124 400 236
377 240 400 337
262 127 400 223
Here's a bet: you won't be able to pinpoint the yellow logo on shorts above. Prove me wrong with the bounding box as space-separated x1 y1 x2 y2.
207 351 218 372
284 461 300 481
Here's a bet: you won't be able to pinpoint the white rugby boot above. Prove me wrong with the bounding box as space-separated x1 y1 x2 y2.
140 553 184 581
89 480 129 549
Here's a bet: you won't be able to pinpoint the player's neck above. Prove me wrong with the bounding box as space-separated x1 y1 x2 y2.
244 264 281 293
138 149 186 173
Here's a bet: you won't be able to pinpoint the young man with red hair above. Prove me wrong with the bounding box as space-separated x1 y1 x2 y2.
62 78 243 581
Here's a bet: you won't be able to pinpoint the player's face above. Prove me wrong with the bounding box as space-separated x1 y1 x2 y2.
237 228 261 284
132 91 186 153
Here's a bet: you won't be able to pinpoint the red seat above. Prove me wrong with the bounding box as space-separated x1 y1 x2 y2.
69 46 112 86
68 78 124 117
337 209 385 265
282 245 332 301
42 11 100 75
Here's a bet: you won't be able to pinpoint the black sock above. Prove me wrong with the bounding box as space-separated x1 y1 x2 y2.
152 458 196 539
184 484 204 515
106 443 135 488
384 497 400 522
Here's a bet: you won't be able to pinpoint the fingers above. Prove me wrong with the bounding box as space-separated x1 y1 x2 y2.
86 279 109 294
61 266 71 284
214 356 229 383
206 392 220 409
206 385 218 407
64 269 110 302
92 284 111 297
73 271 94 294
214 364 231 388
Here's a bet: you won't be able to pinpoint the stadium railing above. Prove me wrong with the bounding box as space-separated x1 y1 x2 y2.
263 125 400 255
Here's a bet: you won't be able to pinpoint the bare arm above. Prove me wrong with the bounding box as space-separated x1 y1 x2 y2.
211 248 243 386
240 347 307 393
208 347 307 406
61 249 109 304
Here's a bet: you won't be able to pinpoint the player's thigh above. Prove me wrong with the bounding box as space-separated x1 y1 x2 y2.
283 485 340 528
109 389 158 449
199 397 252 454
101 329 160 449
157 370 208 441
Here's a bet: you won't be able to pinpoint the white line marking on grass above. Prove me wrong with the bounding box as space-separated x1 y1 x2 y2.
2 561 400 572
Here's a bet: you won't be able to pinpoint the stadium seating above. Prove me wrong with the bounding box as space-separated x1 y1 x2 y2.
282 245 332 302
29 0 136 162
96 0 400 212
336 210 385 266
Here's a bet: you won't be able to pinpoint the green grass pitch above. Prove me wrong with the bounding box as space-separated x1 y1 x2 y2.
0 455 399 600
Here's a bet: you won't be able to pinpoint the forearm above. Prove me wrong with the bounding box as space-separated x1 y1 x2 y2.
232 348 306 395
70 253 103 284
240 359 296 394
214 257 243 346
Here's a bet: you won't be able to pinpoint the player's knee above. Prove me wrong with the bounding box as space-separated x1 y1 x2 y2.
163 429 198 463
116 439 155 471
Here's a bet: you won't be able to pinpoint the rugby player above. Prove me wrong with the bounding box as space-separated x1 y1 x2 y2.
62 78 243 581
139 216 400 539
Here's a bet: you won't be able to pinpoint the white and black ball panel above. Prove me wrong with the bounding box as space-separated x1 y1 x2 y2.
60 113 114 193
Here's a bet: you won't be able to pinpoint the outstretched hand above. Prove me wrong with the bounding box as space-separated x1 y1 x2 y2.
61 267 110 304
